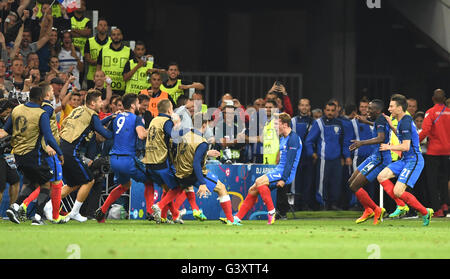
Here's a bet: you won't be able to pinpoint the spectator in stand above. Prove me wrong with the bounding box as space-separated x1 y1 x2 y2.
9 57 25 91
91 70 112 104
24 52 40 77
0 60 14 98
192 91 207 113
407 97 418 118
37 28 61 76
213 100 247 163
266 81 293 116
58 30 83 89
419 89 450 217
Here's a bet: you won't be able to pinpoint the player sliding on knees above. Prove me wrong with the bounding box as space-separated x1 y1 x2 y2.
377 94 433 226
232 113 302 225
152 112 236 225
94 94 154 223
348 99 390 225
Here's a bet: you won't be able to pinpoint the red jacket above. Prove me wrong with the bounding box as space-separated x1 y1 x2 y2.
419 103 450 155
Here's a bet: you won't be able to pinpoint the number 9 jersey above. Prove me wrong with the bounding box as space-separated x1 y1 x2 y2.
110 112 145 156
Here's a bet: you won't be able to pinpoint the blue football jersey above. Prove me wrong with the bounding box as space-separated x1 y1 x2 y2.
110 112 145 156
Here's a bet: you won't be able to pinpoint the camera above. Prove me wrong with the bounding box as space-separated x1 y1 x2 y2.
90 156 111 179
0 135 12 154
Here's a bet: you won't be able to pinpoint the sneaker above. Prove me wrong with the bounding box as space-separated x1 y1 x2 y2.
441 204 448 215
94 208 106 223
267 212 276 225
68 212 87 222
355 208 374 224
50 215 68 224
151 204 161 224
193 209 207 221
388 205 409 218
31 215 46 226
174 214 184 224
219 217 228 224
422 208 434 226
6 206 20 224
17 204 27 222
179 208 187 218
43 201 53 221
232 216 242 226
146 213 155 221
373 207 386 225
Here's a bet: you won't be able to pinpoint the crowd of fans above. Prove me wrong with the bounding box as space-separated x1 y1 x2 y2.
0 0 449 220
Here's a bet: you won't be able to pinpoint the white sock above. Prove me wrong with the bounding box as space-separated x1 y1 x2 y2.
218 195 230 203
71 200 83 215
34 214 41 221
268 209 276 215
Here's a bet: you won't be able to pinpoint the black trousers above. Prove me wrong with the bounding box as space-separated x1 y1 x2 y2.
425 155 450 211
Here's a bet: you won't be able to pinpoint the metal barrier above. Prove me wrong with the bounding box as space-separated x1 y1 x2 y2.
182 72 303 107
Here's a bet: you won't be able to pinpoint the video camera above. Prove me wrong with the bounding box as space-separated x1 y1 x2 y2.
90 156 111 179
0 135 12 154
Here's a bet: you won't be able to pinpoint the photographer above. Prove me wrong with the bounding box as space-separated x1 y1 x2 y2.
0 61 14 98
267 81 293 117
0 99 20 208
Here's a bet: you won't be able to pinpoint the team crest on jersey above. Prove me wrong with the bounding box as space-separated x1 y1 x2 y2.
334 126 340 135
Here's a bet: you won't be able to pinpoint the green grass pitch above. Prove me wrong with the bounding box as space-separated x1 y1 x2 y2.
1 212 449 259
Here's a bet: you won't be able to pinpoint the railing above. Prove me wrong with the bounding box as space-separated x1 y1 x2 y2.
182 72 303 107
356 74 395 102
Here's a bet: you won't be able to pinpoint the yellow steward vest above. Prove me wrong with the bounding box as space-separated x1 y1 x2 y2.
70 16 90 56
160 79 184 104
263 118 279 164
86 36 112 81
125 59 153 94
101 45 131 91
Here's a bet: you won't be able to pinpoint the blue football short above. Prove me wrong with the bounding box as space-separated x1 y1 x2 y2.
387 155 424 188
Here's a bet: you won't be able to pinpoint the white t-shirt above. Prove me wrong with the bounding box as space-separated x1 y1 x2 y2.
58 48 83 89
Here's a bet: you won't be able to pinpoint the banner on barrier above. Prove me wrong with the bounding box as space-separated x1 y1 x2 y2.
129 164 277 221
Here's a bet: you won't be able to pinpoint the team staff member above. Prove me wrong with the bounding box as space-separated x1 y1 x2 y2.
84 17 111 89
58 90 114 222
70 0 92 57
97 27 134 96
262 100 279 165
305 101 351 210
291 98 314 210
123 41 160 94
0 87 63 225
140 72 176 117
377 94 434 226
161 62 205 105
419 89 450 217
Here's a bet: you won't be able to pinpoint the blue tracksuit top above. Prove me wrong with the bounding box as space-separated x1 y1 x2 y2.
305 116 350 160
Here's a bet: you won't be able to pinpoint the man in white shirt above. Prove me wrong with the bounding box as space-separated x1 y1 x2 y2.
58 31 84 89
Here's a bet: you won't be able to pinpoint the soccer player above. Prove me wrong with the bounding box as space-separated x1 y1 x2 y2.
0 87 64 225
153 112 236 224
58 90 114 222
233 113 302 225
377 94 434 226
142 99 182 223
348 99 390 224
94 94 154 222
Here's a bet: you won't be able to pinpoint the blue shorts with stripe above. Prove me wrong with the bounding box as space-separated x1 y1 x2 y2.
146 160 179 190
387 155 424 188
357 155 390 182
44 155 63 182
61 141 93 187
110 155 151 185
266 169 292 190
